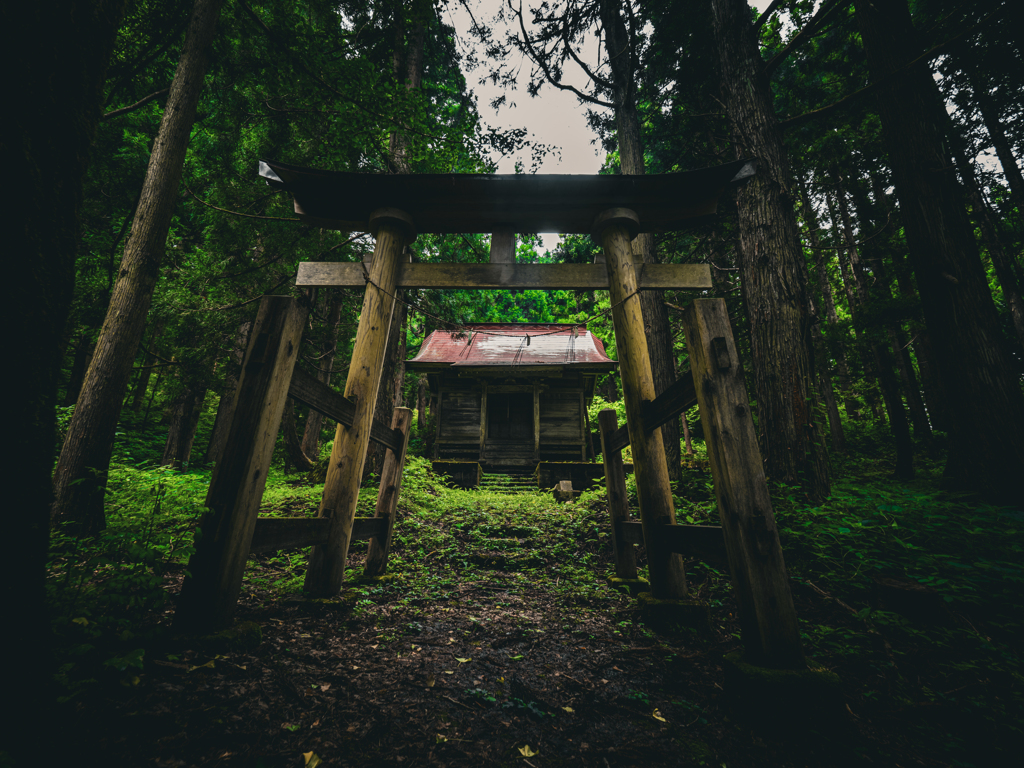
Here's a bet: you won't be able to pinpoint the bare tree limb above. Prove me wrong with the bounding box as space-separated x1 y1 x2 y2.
102 87 170 120
764 0 848 77
184 185 301 222
780 2 1005 129
755 0 787 30
510 0 616 108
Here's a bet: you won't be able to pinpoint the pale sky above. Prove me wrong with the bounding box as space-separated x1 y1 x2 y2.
446 1 774 246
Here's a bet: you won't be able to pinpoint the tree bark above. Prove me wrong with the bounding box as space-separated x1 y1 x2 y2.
52 0 227 533
416 374 428 434
965 65 1024 234
712 0 831 501
826 190 885 423
63 332 95 407
834 183 913 475
946 115 1024 349
204 320 251 465
797 175 859 423
161 381 206 469
853 0 1024 503
129 321 164 411
600 0 682 483
2 0 127 756
301 290 345 460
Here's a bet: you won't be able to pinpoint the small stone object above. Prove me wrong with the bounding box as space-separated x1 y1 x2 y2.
552 480 575 503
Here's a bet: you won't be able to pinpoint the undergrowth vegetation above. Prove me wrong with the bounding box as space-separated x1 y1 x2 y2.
45 416 1024 762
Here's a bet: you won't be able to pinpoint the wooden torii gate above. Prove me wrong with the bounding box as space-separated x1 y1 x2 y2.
175 158 805 670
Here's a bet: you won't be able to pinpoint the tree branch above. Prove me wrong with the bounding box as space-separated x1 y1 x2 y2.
102 87 170 120
755 0 787 30
780 2 1005 129
764 0 848 77
184 185 301 222
511 0 616 108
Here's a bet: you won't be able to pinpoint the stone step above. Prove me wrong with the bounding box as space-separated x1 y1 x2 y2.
478 473 538 494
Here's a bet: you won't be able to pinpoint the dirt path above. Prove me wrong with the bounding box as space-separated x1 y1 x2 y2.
58 488 980 766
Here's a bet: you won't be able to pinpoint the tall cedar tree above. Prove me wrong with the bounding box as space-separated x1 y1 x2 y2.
852 0 1024 504
712 0 831 500
52 0 227 533
2 0 127 756
505 0 684 482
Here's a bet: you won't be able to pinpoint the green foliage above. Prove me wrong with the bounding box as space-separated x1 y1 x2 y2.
48 463 204 697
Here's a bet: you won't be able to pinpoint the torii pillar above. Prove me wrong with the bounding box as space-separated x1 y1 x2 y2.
305 208 414 596
595 208 688 600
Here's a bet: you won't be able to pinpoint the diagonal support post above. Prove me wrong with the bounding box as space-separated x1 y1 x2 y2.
174 295 306 631
681 298 805 668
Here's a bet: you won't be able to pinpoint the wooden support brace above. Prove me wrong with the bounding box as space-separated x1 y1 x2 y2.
175 295 306 631
599 409 637 580
363 407 414 578
615 521 728 567
288 366 404 453
592 370 697 457
249 517 386 555
305 209 412 597
681 298 805 669
598 208 687 599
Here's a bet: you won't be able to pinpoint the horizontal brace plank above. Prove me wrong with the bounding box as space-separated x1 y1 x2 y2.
288 366 404 453
297 262 712 290
615 521 727 565
250 516 386 555
604 424 631 454
352 517 388 541
250 517 330 554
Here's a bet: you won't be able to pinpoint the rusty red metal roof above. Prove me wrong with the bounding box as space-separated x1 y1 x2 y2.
407 324 616 370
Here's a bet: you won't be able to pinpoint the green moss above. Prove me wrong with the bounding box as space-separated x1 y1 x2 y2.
676 736 715 764
722 650 845 728
606 576 650 597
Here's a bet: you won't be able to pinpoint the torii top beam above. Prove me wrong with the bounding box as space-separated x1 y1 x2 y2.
258 158 756 235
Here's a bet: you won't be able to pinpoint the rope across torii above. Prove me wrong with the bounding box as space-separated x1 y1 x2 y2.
176 158 806 672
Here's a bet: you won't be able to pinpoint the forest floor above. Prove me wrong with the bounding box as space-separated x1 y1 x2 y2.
48 432 1023 768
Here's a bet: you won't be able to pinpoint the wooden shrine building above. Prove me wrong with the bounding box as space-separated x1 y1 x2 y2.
407 324 616 467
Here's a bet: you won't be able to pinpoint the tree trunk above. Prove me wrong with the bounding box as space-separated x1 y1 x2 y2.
712 0 831 501
600 0 682 483
947 118 1024 349
282 398 315 473
853 0 1024 503
301 290 345 460
834 183 913 475
966 66 1024 234
52 0 226 533
3 0 127 755
63 332 95 407
416 374 428 434
161 382 206 469
364 299 406 480
827 191 885 423
203 320 250 465
797 175 859 423
129 321 163 411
